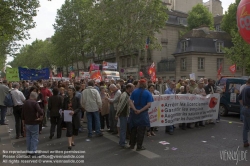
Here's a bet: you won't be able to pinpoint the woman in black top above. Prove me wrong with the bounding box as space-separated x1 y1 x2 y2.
62 86 81 150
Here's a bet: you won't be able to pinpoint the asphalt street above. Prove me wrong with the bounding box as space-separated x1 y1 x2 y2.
0 113 249 166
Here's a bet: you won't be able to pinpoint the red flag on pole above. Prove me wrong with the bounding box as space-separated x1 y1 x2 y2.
89 63 94 72
148 62 156 82
57 72 62 78
217 64 222 78
229 64 236 74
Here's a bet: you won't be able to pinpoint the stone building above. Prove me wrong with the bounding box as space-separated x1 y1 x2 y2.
173 26 242 80
203 0 223 16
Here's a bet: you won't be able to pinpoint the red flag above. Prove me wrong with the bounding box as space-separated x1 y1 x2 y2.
89 63 94 72
148 62 156 82
90 70 102 81
57 72 62 78
217 64 222 78
229 64 236 74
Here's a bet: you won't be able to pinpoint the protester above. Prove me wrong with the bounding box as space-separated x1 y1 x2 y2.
48 87 63 139
238 78 250 148
193 80 206 127
63 86 81 150
106 84 121 135
81 81 103 138
22 92 43 155
129 79 154 151
155 77 167 94
99 86 110 131
11 83 26 139
40 82 52 127
0 80 9 125
116 83 134 148
204 78 215 124
164 81 176 135
147 84 156 136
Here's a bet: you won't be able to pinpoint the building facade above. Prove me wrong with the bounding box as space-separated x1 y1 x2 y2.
173 27 242 80
203 0 223 16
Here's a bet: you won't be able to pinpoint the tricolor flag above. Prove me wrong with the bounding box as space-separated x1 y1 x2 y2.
146 37 150 49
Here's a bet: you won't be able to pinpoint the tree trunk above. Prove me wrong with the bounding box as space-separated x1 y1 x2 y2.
115 47 120 72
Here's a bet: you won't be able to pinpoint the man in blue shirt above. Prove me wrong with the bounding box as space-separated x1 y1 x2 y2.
238 78 250 148
164 81 176 135
129 79 154 151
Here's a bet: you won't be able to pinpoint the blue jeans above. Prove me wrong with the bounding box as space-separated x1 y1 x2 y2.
26 124 39 154
242 107 250 144
165 125 173 132
240 105 244 121
0 105 7 124
119 116 127 146
86 111 101 137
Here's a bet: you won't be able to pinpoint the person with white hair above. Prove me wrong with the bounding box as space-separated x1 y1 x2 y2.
22 92 43 155
11 82 26 139
106 84 121 134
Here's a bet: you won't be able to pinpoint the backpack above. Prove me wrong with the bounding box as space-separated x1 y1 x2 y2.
4 92 14 107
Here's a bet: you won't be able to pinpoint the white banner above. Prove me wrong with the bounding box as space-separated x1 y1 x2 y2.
103 62 117 70
148 93 220 126
79 71 90 78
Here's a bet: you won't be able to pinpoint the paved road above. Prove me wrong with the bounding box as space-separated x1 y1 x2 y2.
0 113 249 166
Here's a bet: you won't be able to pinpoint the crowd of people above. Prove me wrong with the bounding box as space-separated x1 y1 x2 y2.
0 75 234 155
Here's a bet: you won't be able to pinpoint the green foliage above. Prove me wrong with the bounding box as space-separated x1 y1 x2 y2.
9 40 53 68
0 0 39 57
88 0 168 58
221 0 250 73
187 4 214 30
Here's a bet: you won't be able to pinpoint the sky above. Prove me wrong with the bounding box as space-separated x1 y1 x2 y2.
7 0 236 62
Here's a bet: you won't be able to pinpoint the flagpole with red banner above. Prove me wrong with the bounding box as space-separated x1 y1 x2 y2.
229 64 236 75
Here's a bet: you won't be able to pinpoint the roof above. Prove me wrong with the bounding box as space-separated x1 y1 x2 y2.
174 27 233 55
166 10 188 26
181 28 231 40
214 15 224 25
167 10 188 18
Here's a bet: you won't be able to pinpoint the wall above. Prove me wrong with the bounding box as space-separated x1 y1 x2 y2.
203 0 223 16
175 53 242 80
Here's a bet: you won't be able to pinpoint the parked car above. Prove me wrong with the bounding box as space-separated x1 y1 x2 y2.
219 77 247 116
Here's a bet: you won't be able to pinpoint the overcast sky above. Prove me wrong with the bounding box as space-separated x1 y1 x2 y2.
7 0 236 62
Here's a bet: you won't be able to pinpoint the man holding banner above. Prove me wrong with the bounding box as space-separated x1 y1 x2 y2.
164 81 176 135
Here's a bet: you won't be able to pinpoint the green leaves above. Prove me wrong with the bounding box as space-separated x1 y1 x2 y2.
187 4 214 30
221 0 250 73
0 0 39 56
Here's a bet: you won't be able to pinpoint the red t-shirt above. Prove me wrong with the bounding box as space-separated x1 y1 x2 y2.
41 88 52 104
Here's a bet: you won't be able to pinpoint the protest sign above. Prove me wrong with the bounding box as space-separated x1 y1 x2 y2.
148 94 220 126
6 68 20 81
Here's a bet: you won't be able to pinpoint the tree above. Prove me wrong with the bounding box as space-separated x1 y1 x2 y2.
0 0 39 56
9 39 53 69
87 0 168 70
221 0 250 75
52 0 94 73
187 3 214 30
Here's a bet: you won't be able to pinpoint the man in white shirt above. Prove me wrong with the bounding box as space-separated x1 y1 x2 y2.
81 81 103 138
11 82 26 139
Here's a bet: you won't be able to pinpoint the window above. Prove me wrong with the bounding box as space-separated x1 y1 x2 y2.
132 57 137 66
181 41 188 52
217 58 223 70
169 76 175 81
198 58 205 70
127 57 131 67
122 58 125 67
216 25 221 31
181 76 186 80
157 59 175 72
180 58 186 70
216 41 224 53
